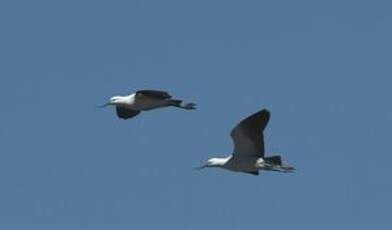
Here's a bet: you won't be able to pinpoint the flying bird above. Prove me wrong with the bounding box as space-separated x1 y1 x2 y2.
99 90 196 119
196 109 294 175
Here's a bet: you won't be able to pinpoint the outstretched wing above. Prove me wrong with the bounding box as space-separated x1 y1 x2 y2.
116 107 141 119
136 90 172 99
230 109 270 157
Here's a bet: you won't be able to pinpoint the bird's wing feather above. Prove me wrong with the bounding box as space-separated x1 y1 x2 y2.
116 107 141 119
230 109 270 157
136 90 172 99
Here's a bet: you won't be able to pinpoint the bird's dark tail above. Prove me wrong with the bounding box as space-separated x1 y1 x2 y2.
265 155 295 173
265 155 282 165
168 99 196 110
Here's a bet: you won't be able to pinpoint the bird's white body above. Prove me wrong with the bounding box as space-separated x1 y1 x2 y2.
198 109 294 175
206 156 271 174
225 156 263 172
112 94 170 111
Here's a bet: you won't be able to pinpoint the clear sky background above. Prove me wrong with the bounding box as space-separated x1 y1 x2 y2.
1 0 391 229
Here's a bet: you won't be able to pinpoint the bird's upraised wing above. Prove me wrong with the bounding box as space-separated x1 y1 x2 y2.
136 90 172 99
230 109 270 157
116 107 141 119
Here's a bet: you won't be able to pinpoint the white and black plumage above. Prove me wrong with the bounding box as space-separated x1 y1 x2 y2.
99 90 196 119
196 108 294 175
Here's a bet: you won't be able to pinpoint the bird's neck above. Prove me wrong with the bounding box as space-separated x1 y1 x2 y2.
116 95 133 105
211 157 230 167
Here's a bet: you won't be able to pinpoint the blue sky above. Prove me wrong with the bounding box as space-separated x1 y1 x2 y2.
1 0 391 229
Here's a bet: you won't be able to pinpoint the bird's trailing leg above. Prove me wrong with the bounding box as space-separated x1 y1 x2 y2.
261 162 295 173
270 165 295 173
181 102 197 110
168 100 197 110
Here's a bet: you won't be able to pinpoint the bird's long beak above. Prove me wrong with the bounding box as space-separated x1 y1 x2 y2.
194 164 208 170
96 102 111 108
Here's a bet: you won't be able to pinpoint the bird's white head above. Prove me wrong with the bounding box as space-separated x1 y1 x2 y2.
109 96 123 105
97 96 126 108
207 158 221 167
195 157 226 170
